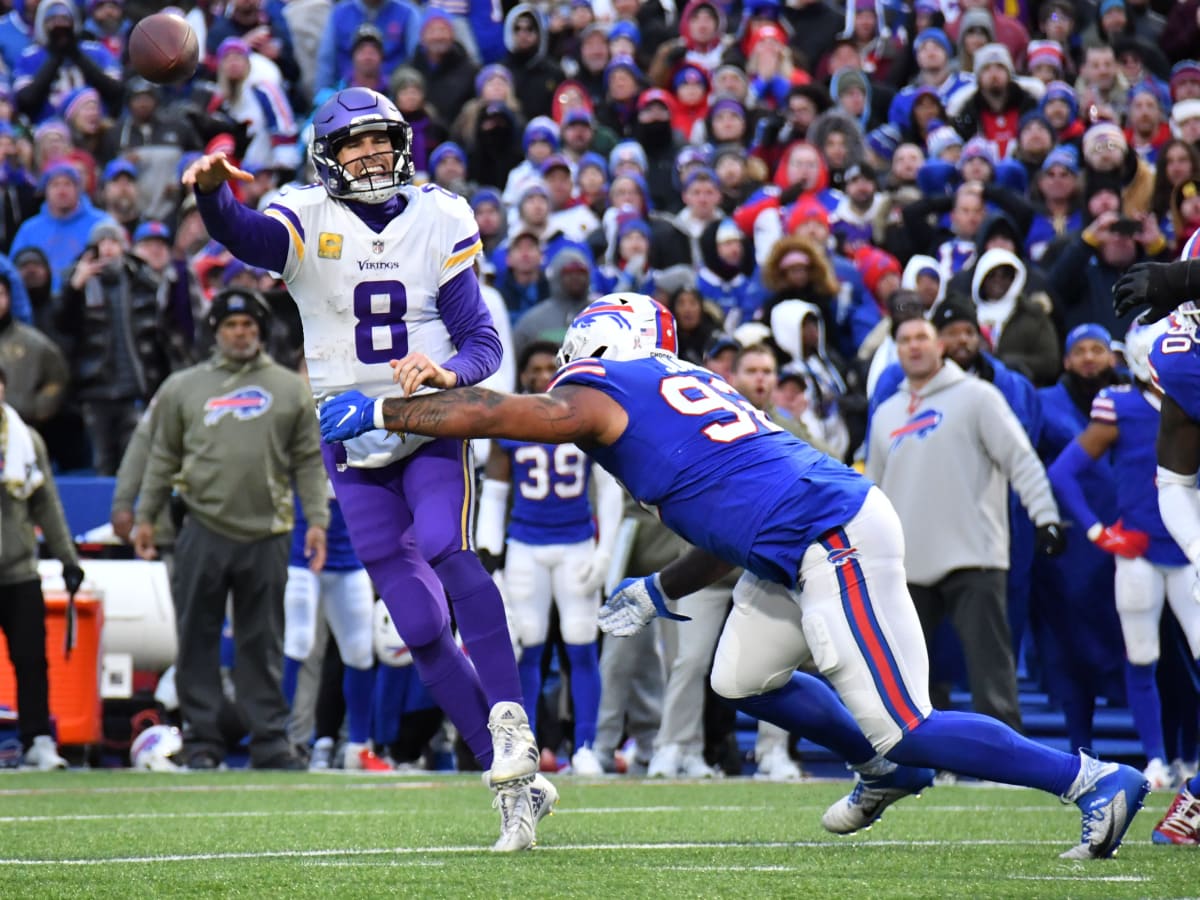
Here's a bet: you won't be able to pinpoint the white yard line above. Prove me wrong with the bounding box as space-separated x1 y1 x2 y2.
0 804 1072 825
0 839 1105 866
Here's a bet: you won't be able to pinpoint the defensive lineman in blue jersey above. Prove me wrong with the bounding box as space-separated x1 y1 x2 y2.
478 343 623 777
1049 319 1200 794
321 292 1150 859
1114 221 1200 845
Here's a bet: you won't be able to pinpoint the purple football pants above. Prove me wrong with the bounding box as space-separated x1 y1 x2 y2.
323 438 522 768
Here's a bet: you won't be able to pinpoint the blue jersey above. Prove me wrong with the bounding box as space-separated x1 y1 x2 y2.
498 439 595 546
549 354 871 587
1091 385 1188 567
1149 325 1200 422
291 498 362 572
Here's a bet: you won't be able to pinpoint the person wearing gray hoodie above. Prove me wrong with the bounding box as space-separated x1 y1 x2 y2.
867 317 1064 731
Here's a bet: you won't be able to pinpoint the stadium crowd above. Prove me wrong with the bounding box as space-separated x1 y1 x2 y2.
1 0 1198 814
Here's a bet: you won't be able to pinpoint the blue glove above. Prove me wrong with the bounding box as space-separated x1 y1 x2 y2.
319 390 377 442
597 574 691 638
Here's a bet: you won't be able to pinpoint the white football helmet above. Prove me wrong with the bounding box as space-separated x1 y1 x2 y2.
1123 317 1170 383
557 293 678 367
373 599 413 667
130 725 183 772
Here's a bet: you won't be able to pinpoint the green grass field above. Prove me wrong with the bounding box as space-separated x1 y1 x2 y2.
0 771 1193 899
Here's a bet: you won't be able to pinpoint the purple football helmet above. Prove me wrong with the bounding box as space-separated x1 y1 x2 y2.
310 87 414 203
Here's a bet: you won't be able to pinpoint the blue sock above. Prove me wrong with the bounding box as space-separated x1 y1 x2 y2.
1189 775 1200 795
518 644 544 736
729 672 877 765
372 666 405 747
888 709 1080 796
343 665 376 745
1124 661 1166 762
565 642 601 749
282 656 303 708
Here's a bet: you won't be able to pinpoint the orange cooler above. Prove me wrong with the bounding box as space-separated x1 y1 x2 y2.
0 592 103 745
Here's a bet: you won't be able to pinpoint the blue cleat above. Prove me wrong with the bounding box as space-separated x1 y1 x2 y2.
822 765 937 835
1060 754 1150 859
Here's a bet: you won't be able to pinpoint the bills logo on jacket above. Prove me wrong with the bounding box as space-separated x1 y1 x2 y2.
888 409 943 450
203 387 273 425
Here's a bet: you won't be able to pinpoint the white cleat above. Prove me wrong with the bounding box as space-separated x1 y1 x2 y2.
821 766 936 835
485 772 536 852
1059 752 1150 859
309 736 333 771
487 701 538 784
570 746 605 777
23 735 67 771
1143 757 1173 792
755 744 803 782
647 743 681 779
678 749 718 779
529 772 559 834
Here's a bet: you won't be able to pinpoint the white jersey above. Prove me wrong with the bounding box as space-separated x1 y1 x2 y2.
266 182 482 467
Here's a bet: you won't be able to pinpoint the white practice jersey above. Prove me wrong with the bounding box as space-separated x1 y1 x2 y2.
266 182 483 467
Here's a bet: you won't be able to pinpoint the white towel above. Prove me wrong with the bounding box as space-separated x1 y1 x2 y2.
2 403 44 500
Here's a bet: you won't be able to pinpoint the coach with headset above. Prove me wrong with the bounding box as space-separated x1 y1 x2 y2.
133 288 329 770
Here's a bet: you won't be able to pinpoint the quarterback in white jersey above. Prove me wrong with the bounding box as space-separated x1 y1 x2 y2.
185 87 551 852
266 180 482 467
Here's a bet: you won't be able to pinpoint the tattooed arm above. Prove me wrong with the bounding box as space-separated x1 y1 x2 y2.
369 384 631 447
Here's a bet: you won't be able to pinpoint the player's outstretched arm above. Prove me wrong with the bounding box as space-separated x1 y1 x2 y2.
1113 259 1200 323
320 384 628 447
182 152 290 274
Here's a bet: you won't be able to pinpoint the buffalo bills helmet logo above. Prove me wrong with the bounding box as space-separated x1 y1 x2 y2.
204 387 273 425
888 409 943 450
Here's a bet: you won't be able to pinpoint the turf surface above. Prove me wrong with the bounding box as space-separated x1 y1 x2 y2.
0 771 1193 898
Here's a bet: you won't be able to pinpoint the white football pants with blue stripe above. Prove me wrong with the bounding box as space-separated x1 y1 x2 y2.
710 487 933 753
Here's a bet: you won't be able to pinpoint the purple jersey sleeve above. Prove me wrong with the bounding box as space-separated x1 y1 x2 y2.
194 183 291 275
437 266 502 387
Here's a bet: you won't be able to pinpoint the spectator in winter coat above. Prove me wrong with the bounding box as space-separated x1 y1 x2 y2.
947 43 1040 159
501 5 564 121
697 217 764 329
314 0 420 95
769 298 853 460
968 247 1061 387
9 163 115 294
760 234 842 356
13 0 122 124
408 7 477 124
206 0 303 93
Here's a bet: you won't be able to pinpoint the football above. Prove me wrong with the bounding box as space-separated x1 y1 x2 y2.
128 12 200 84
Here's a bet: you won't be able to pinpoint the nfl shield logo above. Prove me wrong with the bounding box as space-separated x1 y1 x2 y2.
372 240 385 255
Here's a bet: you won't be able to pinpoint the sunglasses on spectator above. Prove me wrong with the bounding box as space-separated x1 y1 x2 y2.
513 21 537 32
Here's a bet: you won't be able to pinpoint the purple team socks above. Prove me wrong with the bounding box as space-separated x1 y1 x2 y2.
517 644 545 735
888 709 1080 796
343 665 376 745
405 618 494 768
565 642 601 749
436 550 523 706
